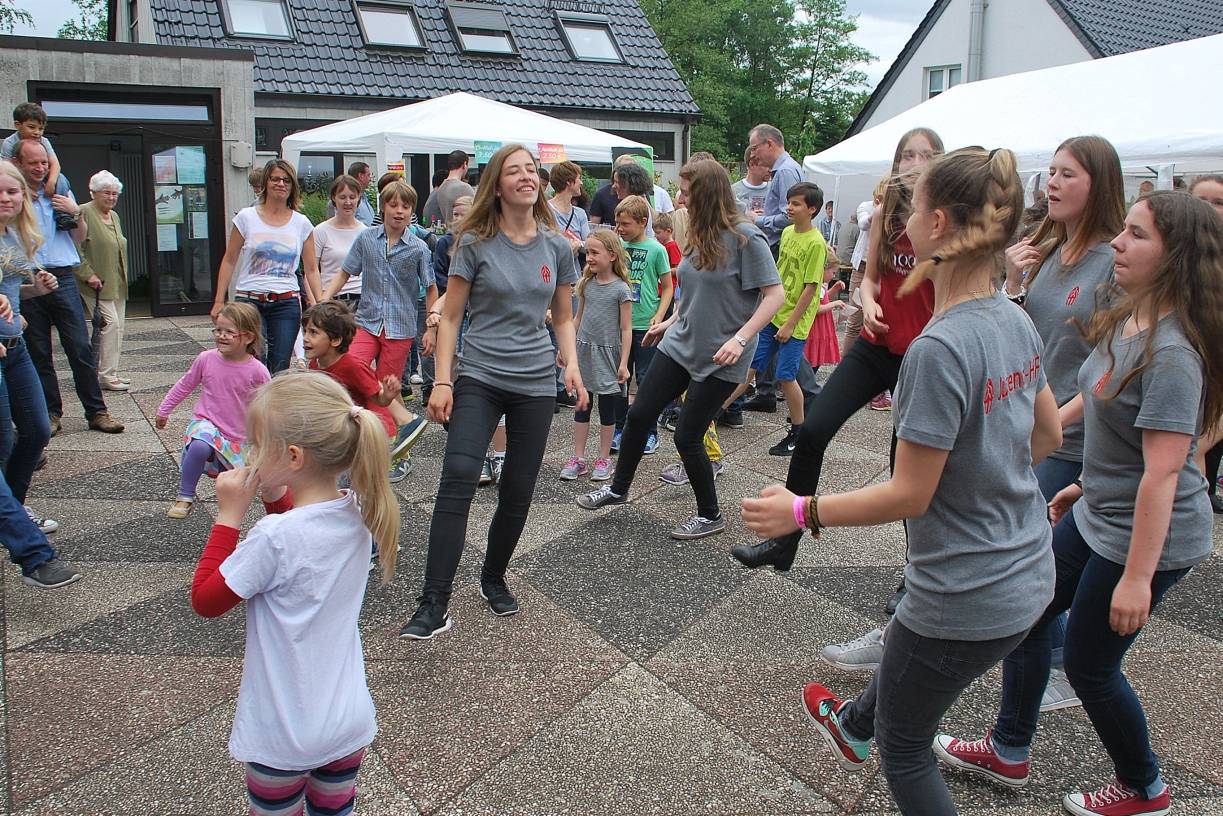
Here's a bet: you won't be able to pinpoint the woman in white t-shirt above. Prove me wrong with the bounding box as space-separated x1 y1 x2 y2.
212 159 317 373
307 175 367 310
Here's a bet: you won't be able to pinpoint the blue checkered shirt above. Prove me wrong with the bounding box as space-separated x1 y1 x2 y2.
342 225 436 340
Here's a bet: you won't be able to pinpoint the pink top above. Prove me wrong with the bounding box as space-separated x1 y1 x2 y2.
158 349 270 443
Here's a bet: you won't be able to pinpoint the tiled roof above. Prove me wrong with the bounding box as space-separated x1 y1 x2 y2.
1049 0 1223 56
148 0 699 117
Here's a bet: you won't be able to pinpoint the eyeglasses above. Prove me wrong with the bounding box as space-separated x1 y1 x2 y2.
211 328 240 338
266 176 292 186
901 150 939 163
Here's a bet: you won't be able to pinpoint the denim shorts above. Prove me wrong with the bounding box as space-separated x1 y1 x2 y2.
751 323 806 381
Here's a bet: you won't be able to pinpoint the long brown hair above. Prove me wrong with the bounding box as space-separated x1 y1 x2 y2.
577 229 630 297
257 158 302 211
451 144 557 247
245 372 400 583
680 159 750 270
872 128 945 277
1028 135 1124 282
1084 191 1223 433
901 147 1023 296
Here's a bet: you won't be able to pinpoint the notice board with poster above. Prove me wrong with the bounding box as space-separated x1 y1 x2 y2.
150 144 216 312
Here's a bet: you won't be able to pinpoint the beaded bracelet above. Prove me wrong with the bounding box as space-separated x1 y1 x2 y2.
805 494 823 539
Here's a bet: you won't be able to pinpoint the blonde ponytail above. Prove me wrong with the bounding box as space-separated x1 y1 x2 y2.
245 372 401 583
901 147 1023 296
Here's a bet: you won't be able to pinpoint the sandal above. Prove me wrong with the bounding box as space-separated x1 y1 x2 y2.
167 498 194 519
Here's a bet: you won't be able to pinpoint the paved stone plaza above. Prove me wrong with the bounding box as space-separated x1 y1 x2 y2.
4 316 1221 815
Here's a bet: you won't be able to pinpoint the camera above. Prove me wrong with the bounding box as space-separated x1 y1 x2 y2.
53 209 78 231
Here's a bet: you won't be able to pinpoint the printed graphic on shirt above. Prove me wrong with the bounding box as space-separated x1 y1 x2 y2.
1067 285 1081 306
1093 369 1112 396
627 245 649 302
541 264 551 283
893 248 917 275
246 235 302 280
983 354 1042 414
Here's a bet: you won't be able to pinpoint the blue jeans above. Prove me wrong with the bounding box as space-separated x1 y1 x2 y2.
839 619 1027 816
1033 455 1082 667
409 296 434 387
0 338 53 505
0 359 55 573
750 323 806 381
992 511 1189 797
615 329 658 436
21 267 107 419
237 296 301 374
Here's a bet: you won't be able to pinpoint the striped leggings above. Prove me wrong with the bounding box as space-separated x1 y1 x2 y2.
245 747 364 816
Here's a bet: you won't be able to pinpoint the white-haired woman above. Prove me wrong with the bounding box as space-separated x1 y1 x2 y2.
76 170 129 390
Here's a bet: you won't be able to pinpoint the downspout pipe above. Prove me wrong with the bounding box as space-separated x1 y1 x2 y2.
968 0 986 82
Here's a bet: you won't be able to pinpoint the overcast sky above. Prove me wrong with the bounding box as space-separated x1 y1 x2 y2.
15 0 928 90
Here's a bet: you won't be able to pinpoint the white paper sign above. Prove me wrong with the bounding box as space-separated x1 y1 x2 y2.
156 223 178 252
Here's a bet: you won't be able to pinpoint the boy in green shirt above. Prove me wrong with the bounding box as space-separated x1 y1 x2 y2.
722 182 826 456
613 194 673 453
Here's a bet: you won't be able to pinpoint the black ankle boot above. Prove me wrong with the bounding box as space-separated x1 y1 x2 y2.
884 578 907 615
730 533 800 571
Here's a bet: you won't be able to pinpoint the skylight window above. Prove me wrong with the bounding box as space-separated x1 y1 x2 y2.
223 0 293 39
557 15 622 63
356 2 426 49
447 3 519 56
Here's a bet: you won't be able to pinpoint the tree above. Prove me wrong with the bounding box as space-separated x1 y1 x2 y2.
643 0 873 161
0 0 33 33
57 0 106 40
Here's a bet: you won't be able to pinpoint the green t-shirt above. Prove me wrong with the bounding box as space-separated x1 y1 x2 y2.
624 238 671 331
772 225 827 340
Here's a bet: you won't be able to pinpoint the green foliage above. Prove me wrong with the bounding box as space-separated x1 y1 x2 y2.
57 0 107 40
642 0 873 161
300 191 329 226
0 0 34 33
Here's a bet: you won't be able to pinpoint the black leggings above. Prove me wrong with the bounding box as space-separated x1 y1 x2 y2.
788 335 904 496
575 392 618 426
1207 441 1222 497
611 352 737 519
422 377 555 601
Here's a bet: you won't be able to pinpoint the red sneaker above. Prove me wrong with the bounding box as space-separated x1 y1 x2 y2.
932 731 1030 788
868 391 892 411
1062 779 1171 816
801 682 870 772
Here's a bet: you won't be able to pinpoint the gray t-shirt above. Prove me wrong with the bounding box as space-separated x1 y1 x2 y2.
451 228 578 397
731 179 767 215
1024 242 1114 462
1073 316 1211 571
577 277 632 395
893 293 1054 641
658 222 781 384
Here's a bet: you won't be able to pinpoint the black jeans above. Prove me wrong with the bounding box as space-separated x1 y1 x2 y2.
615 329 659 436
992 512 1189 796
22 267 107 420
1206 440 1221 497
786 336 904 496
575 392 618 426
840 619 1027 816
422 377 555 602
611 352 736 519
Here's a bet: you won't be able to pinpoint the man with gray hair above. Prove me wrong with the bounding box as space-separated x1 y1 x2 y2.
746 124 803 257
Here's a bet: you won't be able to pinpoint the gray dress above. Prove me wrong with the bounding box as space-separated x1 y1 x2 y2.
576 277 632 396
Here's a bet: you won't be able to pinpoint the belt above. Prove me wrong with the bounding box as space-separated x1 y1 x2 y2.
2 337 23 349
334 293 360 303
236 290 298 303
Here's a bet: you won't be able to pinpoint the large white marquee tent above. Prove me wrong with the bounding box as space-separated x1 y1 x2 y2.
281 91 649 173
805 34 1223 215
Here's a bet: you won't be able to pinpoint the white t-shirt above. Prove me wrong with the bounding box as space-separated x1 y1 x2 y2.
851 200 875 271
232 207 315 294
313 220 366 297
221 492 377 768
653 184 675 213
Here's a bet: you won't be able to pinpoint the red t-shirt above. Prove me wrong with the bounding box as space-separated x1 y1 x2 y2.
862 230 933 356
310 354 396 436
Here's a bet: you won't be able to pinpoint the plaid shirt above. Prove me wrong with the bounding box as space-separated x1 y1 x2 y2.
342 225 436 340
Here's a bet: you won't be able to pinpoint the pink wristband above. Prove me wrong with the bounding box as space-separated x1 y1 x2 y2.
793 495 807 530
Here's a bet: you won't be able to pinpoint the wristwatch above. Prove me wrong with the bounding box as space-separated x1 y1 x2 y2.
733 334 748 348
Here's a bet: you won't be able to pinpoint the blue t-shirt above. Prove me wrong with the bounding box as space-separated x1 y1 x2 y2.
0 228 33 338
32 177 81 269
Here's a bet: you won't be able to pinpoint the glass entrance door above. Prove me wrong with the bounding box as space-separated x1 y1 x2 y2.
148 142 220 315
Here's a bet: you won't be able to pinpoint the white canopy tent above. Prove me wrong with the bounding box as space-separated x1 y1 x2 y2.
281 91 649 174
805 34 1223 219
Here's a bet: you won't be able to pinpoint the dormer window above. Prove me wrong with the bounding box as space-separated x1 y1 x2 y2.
556 12 622 63
222 0 293 39
447 2 519 56
355 1 426 49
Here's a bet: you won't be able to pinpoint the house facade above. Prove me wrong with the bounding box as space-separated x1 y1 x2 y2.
111 0 699 184
850 0 1223 135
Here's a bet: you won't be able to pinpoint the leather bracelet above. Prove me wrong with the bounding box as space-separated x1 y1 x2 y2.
806 494 823 538
432 381 453 389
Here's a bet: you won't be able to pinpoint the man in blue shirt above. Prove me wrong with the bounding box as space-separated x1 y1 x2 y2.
14 140 124 434
747 124 804 257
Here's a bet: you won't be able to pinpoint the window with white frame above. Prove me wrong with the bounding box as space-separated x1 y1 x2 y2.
223 0 293 39
925 64 962 99
355 1 426 48
556 13 622 62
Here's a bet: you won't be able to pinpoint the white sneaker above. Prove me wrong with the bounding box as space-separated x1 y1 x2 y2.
410 372 423 384
1040 668 1082 713
25 506 59 534
820 627 884 672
